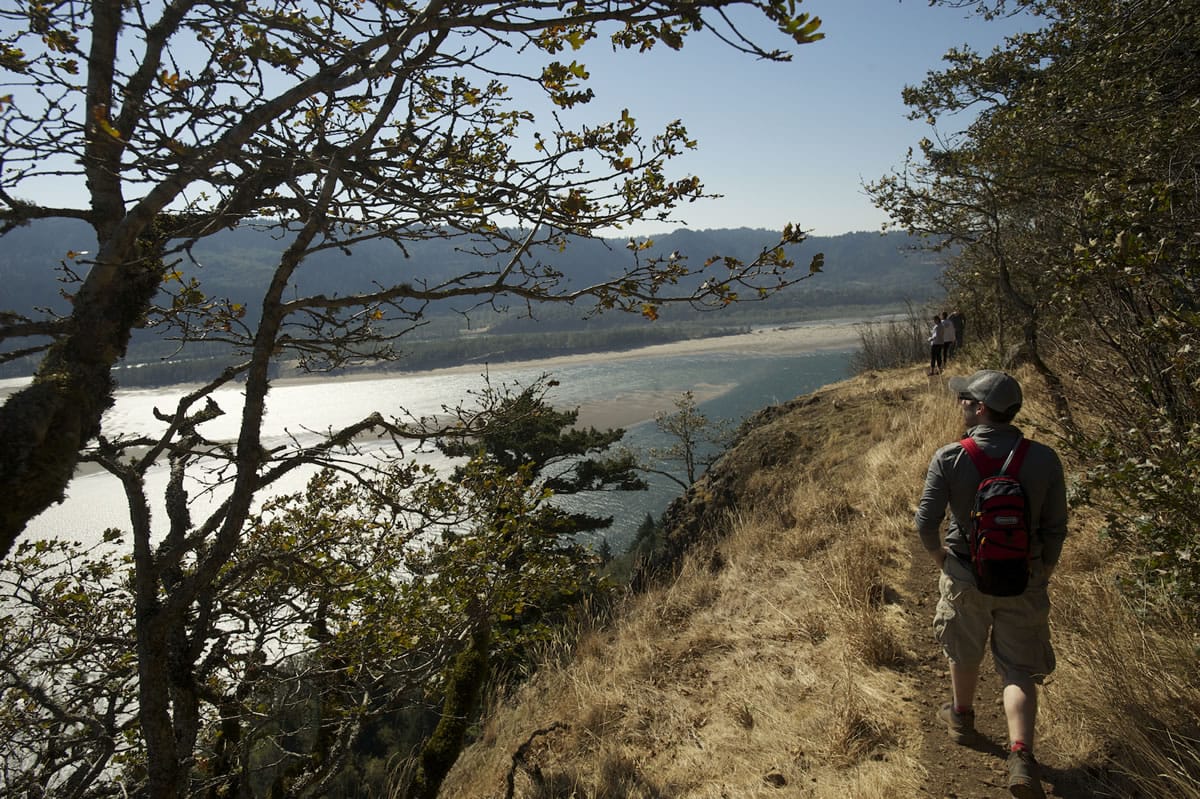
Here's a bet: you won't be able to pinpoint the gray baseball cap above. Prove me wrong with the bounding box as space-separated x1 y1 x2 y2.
947 370 1023 414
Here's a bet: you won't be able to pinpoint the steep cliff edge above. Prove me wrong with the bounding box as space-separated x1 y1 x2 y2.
439 365 1198 799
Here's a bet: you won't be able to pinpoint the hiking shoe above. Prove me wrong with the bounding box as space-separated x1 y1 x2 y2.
1007 749 1046 799
937 702 975 744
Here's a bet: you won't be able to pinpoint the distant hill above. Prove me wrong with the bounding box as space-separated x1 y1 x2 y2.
2 221 943 317
1 221 945 380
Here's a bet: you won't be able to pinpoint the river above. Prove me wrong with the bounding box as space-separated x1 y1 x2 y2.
3 321 862 554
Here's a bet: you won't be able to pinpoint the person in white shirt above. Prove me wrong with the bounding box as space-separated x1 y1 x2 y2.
928 315 946 374
941 311 956 362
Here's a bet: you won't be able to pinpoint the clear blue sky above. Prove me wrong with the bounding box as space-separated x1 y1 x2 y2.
571 0 1033 237
4 1 1032 239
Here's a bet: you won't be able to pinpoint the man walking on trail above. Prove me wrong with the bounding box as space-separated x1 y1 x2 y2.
915 370 1068 799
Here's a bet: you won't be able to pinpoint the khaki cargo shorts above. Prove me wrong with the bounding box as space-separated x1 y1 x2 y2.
933 555 1055 685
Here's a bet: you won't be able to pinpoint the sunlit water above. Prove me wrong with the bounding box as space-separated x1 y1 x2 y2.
3 341 855 554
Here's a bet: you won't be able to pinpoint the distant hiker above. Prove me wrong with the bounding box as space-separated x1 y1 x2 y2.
928 316 945 375
915 370 1068 799
940 311 956 362
949 309 965 349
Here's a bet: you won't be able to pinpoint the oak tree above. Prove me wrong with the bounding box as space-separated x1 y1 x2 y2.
1 1 827 795
0 445 607 796
0 0 825 558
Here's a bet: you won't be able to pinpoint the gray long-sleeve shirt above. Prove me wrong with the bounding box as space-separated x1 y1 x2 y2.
915 423 1068 569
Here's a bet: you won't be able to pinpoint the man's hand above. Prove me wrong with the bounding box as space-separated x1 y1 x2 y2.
928 546 948 570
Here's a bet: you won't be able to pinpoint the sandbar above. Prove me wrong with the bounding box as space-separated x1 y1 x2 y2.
1 319 870 431
355 319 866 429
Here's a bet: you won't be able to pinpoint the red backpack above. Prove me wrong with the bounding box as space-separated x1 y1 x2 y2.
959 436 1033 597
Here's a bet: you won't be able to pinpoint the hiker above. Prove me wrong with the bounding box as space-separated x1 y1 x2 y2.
948 309 965 350
915 370 1068 799
940 311 956 362
928 315 945 375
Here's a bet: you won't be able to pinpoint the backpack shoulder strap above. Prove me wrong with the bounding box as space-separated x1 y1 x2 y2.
958 436 1000 476
1000 437 1032 476
960 435 1031 477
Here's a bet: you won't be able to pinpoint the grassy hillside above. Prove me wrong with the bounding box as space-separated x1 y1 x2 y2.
436 362 1200 798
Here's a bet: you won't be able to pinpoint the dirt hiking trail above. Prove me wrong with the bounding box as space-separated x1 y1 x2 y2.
905 535 1097 799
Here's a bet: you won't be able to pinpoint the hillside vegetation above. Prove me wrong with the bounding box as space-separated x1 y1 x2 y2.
4 1 1197 795
0 225 936 326
439 361 1200 798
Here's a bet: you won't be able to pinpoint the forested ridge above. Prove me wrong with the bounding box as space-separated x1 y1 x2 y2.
0 225 936 383
1 225 937 320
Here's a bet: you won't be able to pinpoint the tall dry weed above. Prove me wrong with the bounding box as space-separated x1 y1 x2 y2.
850 307 928 373
383 756 420 799
1052 578 1200 798
818 665 899 768
818 531 906 669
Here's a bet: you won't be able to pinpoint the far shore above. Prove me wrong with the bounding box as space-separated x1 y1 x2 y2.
1 318 871 432
272 319 867 429
275 318 865 385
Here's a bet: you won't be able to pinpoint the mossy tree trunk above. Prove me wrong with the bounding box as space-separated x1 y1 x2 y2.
410 621 492 799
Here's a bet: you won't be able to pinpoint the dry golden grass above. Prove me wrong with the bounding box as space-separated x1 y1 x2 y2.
435 363 1200 799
